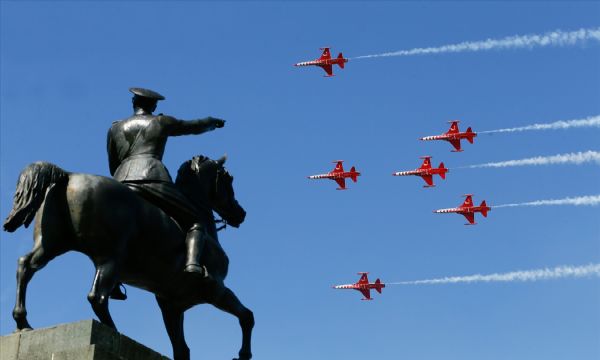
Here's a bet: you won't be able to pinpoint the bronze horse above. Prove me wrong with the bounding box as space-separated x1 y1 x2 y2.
3 155 253 360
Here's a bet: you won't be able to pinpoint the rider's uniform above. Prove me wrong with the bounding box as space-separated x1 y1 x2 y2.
107 112 216 227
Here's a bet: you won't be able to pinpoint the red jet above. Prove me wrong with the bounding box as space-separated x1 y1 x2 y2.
308 160 360 190
333 272 385 301
393 156 448 187
434 194 491 225
294 47 348 77
420 120 477 152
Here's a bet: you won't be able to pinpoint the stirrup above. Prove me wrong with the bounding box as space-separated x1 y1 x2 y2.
110 283 127 301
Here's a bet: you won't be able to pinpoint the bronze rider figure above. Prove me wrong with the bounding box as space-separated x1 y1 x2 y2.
107 88 224 299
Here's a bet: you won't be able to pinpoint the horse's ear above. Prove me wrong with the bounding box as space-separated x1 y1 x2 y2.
190 158 201 173
216 154 227 167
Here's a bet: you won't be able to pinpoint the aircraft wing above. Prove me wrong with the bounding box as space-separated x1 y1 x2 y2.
462 212 475 225
421 174 434 186
449 139 462 151
321 64 334 77
359 288 372 300
335 178 346 189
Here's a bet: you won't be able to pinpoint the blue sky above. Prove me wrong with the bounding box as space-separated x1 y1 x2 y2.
1 2 599 359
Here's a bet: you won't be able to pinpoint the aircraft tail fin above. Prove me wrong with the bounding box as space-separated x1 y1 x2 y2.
337 53 345 68
319 47 331 60
480 200 489 217
350 166 359 182
375 278 384 293
447 120 460 134
438 163 446 179
466 127 476 143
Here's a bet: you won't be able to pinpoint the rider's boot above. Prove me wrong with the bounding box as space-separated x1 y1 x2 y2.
183 223 208 278
110 283 127 300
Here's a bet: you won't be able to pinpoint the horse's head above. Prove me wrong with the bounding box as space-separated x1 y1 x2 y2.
176 155 246 228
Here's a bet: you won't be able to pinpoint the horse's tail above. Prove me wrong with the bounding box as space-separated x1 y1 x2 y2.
3 162 69 233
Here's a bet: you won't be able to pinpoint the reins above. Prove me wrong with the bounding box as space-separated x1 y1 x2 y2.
215 219 227 232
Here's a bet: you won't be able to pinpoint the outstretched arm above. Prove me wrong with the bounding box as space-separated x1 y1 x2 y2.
160 115 225 136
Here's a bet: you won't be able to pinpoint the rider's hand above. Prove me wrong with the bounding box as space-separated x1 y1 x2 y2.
209 117 225 129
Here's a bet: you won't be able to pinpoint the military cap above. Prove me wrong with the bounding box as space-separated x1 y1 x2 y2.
129 87 165 101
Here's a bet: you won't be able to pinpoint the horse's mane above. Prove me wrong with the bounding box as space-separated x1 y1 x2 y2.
176 155 211 184
175 155 222 195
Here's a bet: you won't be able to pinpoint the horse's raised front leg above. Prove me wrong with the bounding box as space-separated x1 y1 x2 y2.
212 287 254 360
156 296 190 360
13 243 65 331
87 260 120 329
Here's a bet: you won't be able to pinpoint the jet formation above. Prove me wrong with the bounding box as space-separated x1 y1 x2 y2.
294 48 348 77
393 156 448 187
333 273 385 301
434 194 491 225
420 120 477 152
292 46 512 299
308 160 360 190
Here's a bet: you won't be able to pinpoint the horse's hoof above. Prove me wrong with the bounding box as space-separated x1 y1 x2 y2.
14 327 32 333
233 354 251 360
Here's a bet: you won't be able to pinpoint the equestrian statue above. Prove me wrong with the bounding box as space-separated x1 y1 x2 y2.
3 88 254 360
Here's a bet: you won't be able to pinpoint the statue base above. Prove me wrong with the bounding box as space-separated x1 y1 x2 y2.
0 319 170 360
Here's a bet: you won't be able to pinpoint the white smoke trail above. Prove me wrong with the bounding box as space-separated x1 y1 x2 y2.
479 115 600 134
494 195 600 208
353 27 600 59
465 151 600 168
389 264 600 285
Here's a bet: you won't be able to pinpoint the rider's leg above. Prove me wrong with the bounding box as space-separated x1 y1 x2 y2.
123 182 206 276
183 223 208 276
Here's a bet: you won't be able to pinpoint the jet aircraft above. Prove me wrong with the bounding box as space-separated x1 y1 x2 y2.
308 160 360 190
393 156 448 187
434 194 491 225
420 120 477 152
333 272 385 301
294 47 348 77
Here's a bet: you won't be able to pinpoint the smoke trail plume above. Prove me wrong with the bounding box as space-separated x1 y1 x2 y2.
494 195 600 208
465 151 600 169
389 264 600 285
479 115 600 134
354 27 600 59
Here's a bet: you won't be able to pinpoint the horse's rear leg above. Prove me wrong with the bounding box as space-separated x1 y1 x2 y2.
87 260 120 330
212 288 254 360
13 243 66 331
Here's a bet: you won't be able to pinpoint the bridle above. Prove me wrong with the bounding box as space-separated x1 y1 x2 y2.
213 165 234 232
215 218 228 232
188 157 232 232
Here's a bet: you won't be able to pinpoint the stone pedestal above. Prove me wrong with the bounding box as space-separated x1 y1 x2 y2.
0 319 170 360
